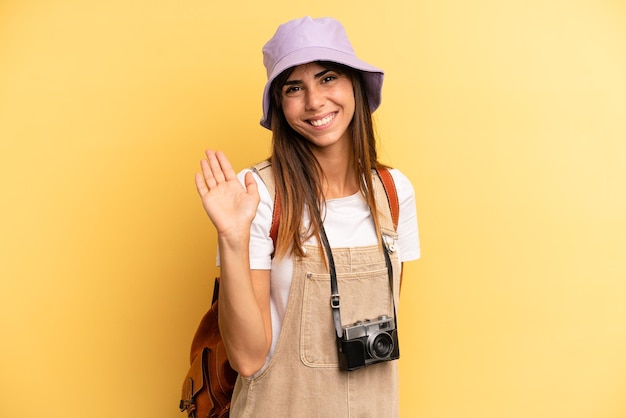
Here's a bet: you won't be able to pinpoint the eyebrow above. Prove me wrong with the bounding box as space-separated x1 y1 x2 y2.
283 69 333 86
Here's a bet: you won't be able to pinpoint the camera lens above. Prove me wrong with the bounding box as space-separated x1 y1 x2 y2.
367 332 394 359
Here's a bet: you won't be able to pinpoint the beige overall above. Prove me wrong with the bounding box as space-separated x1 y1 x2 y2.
231 172 401 418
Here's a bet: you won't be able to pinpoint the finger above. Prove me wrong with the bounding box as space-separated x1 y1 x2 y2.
194 172 209 197
199 158 217 189
215 150 237 181
205 150 227 184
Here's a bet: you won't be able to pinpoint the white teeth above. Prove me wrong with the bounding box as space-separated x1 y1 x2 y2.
310 114 334 127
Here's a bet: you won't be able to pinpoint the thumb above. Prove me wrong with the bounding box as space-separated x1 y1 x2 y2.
243 171 258 195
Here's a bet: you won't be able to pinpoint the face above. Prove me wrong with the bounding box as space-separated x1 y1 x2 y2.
280 62 355 151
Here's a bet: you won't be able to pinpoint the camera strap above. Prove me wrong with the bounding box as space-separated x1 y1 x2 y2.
315 208 398 341
316 218 344 339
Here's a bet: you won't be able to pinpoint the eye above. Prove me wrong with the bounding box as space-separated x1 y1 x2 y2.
283 85 302 96
322 74 338 84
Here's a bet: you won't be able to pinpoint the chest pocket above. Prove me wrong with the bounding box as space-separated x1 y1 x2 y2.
300 265 394 368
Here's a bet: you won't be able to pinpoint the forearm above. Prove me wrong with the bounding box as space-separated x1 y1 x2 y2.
217 233 272 377
194 150 268 375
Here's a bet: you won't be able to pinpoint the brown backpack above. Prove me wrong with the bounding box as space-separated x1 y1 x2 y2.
179 162 399 418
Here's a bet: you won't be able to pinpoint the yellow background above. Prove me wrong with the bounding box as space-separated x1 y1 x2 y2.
1 0 625 417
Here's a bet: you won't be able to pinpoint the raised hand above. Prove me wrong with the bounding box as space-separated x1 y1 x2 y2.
195 150 260 241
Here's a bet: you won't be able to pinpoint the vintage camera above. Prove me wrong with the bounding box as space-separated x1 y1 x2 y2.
337 315 400 371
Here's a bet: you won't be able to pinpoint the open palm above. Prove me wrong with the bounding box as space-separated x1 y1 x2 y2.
195 150 260 239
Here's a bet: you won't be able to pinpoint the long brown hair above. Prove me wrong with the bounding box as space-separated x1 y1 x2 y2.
268 61 385 260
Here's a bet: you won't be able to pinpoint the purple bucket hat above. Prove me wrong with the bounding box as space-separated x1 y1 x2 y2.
260 16 384 130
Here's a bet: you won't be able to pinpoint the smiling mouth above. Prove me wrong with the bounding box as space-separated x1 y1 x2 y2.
309 113 335 127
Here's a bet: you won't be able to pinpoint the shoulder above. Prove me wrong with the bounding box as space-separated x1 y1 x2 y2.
385 168 416 202
385 168 420 261
238 167 271 197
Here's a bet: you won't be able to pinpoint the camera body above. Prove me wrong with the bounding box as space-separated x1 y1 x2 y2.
337 315 400 371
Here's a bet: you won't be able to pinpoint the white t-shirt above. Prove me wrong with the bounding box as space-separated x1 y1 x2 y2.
218 168 420 364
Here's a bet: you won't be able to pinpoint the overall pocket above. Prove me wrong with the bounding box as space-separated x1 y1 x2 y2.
300 267 393 367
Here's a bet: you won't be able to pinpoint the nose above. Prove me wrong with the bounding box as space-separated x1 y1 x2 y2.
304 85 324 111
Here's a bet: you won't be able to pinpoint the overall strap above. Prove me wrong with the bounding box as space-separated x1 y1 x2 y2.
251 160 281 251
375 167 399 231
373 167 400 239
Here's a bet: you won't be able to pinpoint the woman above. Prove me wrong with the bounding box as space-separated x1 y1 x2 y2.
195 16 420 417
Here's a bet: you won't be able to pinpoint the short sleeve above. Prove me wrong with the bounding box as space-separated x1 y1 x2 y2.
389 169 420 262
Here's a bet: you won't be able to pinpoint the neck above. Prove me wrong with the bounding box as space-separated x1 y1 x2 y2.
313 151 359 200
